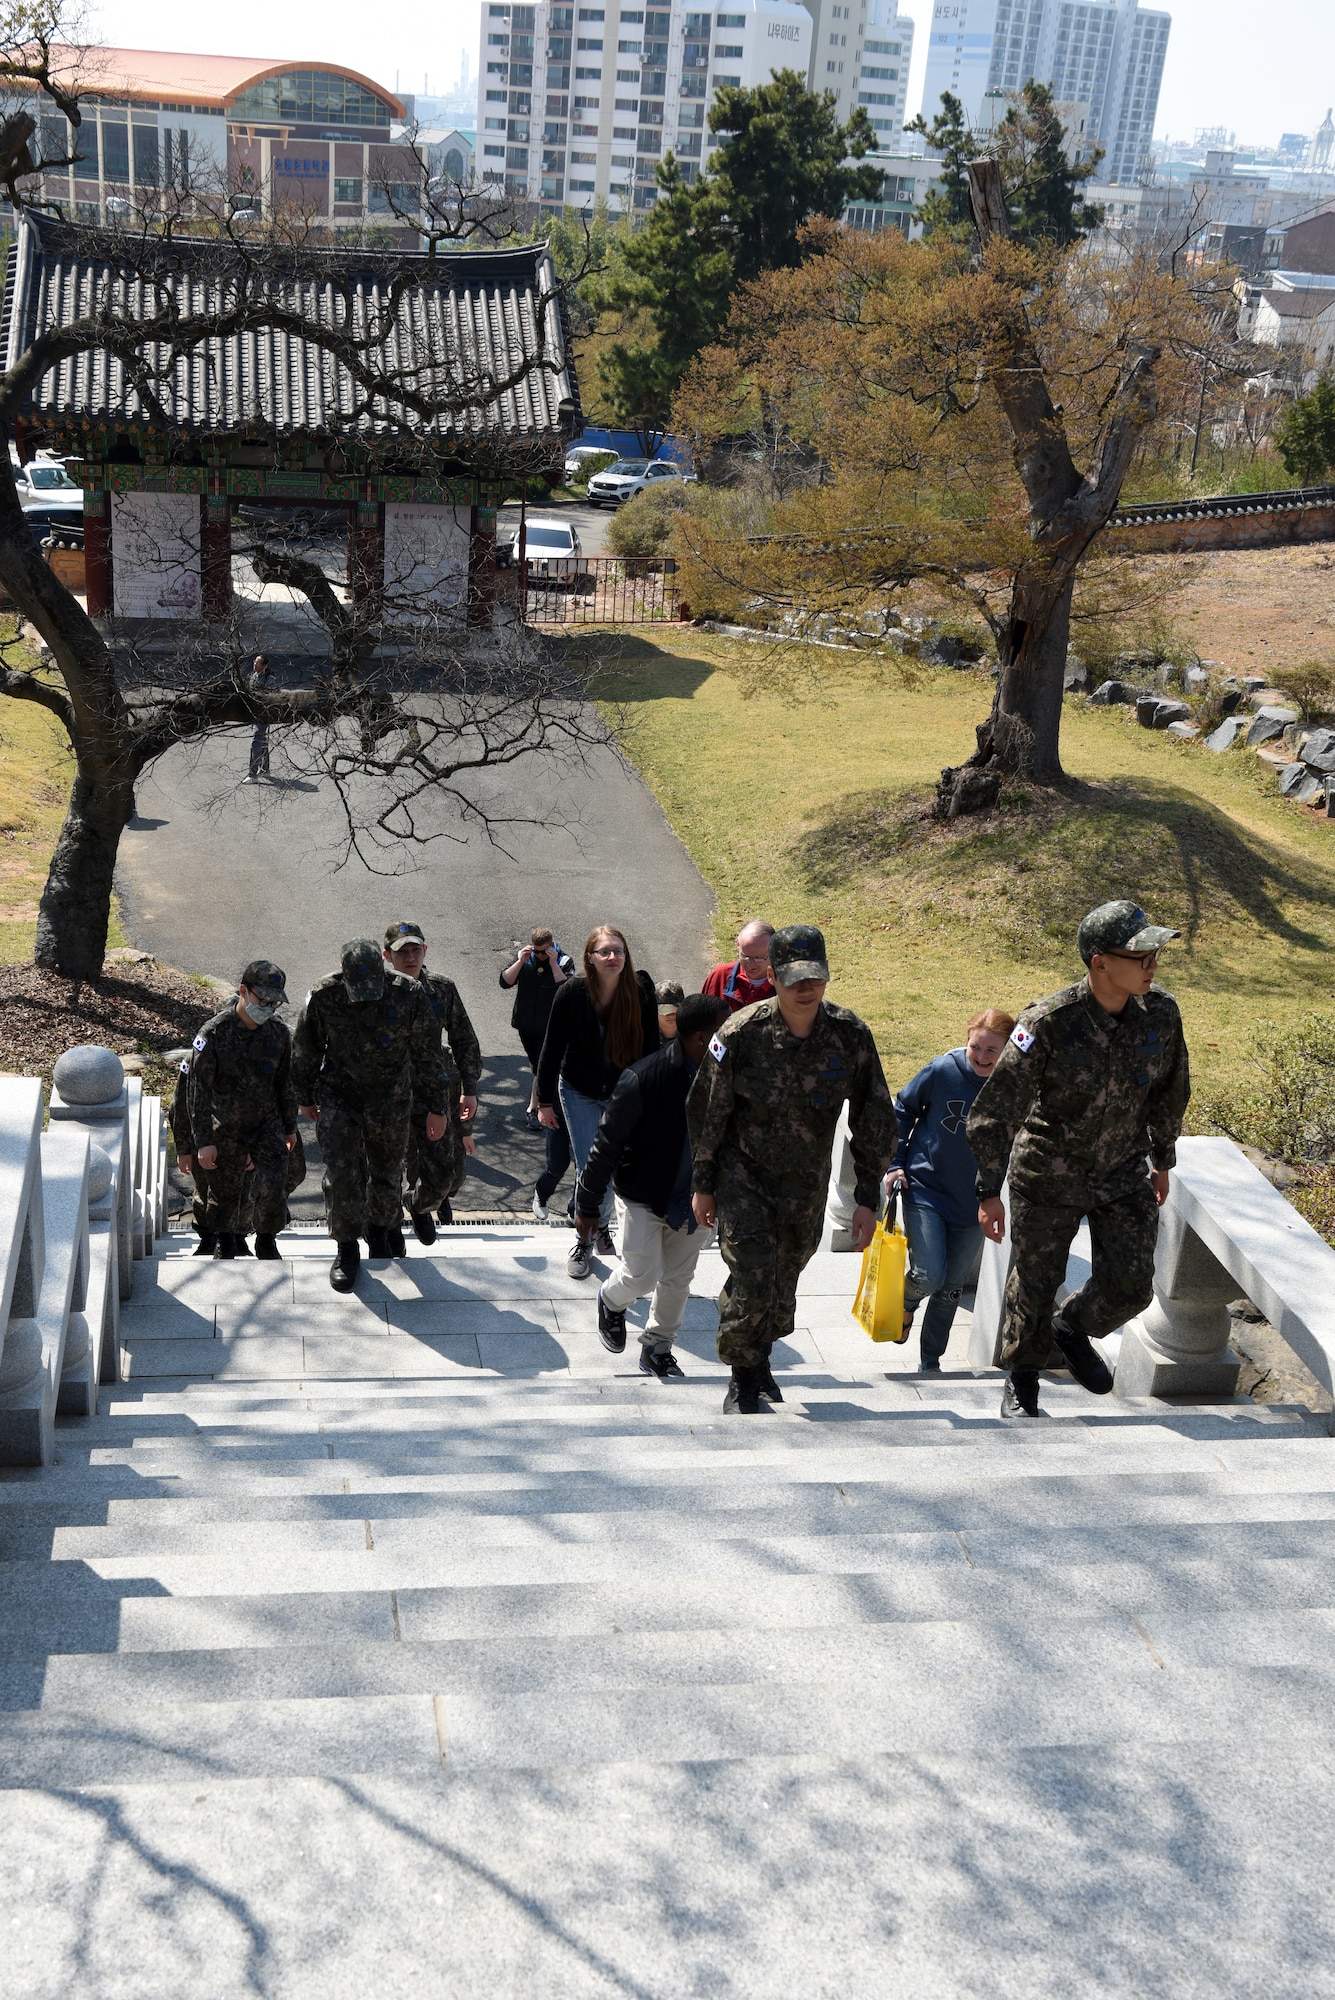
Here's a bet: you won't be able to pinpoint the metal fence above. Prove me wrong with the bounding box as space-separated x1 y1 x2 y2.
503 556 681 625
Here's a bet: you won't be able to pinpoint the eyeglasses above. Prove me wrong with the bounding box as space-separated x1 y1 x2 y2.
591 946 625 960
1104 950 1159 971
739 951 770 966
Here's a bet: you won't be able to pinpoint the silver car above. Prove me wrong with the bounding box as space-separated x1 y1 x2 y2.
500 517 590 588
12 454 84 538
585 458 687 508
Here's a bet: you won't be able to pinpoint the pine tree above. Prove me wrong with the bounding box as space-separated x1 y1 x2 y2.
1276 375 1335 484
904 92 977 239
996 81 1105 247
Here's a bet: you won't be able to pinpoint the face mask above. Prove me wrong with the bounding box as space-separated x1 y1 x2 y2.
245 1000 278 1024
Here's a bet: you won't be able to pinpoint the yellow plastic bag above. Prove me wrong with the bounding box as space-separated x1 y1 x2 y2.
851 1190 909 1343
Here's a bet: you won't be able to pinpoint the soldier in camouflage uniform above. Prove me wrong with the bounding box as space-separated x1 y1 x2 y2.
967 900 1192 1421
688 924 898 1413
184 961 300 1260
293 938 449 1291
169 1056 221 1255
382 921 482 1243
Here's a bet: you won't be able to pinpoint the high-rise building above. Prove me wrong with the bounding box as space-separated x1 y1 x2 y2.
918 0 1170 186
802 0 913 144
476 0 811 213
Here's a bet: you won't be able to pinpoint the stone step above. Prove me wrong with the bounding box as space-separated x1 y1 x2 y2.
2 1658 1334 1787
7 1552 1335 1660
12 1599 1335 1715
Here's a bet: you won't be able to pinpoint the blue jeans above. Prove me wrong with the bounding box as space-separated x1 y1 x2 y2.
902 1199 983 1366
559 1079 614 1228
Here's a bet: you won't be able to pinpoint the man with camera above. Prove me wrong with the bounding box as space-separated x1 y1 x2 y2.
500 927 575 1129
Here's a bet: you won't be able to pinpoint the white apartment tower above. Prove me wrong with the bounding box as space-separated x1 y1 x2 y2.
477 0 811 213
919 0 1170 185
801 0 913 142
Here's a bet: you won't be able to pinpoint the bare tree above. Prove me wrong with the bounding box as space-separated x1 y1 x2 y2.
0 12 591 981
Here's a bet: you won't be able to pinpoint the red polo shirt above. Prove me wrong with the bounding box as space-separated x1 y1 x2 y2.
702 960 776 1013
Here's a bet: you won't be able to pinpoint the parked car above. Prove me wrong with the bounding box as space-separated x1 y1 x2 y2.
564 444 617 484
497 517 591 588
10 452 84 540
585 458 689 508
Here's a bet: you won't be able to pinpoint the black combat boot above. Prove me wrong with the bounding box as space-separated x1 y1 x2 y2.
192 1233 216 1257
234 1236 254 1257
411 1210 438 1246
213 1233 238 1260
723 1366 771 1415
437 1197 454 1225
388 1226 407 1259
253 1234 281 1260
330 1240 361 1292
365 1225 390 1259
758 1355 784 1403
1052 1312 1114 1396
1001 1370 1042 1420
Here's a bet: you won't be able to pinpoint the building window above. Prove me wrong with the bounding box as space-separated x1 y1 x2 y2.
576 65 603 77
229 69 393 127
578 6 606 15
100 120 129 181
334 176 363 201
714 43 743 58
716 11 745 24
612 150 634 163
133 124 159 186
484 144 505 155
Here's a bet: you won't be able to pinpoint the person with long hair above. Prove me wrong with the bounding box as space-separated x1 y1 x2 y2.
536 924 660 1278
888 1007 1017 1372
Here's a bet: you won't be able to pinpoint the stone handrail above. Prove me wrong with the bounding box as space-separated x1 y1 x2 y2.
0 1045 165 1466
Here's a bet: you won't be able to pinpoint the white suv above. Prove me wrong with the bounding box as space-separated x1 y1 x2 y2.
585 458 688 508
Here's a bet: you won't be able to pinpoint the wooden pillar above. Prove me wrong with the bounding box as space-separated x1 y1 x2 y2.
201 494 232 619
468 504 497 628
83 489 111 617
347 500 383 604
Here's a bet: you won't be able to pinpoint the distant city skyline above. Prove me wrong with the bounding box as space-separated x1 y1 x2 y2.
89 0 1335 154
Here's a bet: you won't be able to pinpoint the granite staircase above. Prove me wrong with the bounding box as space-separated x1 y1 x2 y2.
3 1222 1335 1998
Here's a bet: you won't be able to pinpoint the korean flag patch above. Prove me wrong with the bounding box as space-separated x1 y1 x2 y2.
179 1060 190 1075
708 1033 728 1064
192 1033 207 1052
1010 1022 1035 1055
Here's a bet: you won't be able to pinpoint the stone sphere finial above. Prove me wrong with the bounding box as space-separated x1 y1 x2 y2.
53 1045 125 1107
86 1143 115 1201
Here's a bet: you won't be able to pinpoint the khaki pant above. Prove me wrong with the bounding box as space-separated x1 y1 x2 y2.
601 1197 706 1350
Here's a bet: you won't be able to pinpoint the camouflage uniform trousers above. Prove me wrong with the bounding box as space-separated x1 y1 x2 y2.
195 1124 290 1236
1001 1177 1159 1374
405 1077 466 1216
318 1085 412 1240
715 1163 827 1368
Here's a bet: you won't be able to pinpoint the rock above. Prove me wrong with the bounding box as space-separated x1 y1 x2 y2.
1090 678 1133 706
1295 773 1325 805
1241 675 1268 691
1281 723 1311 758
1204 715 1246 752
1167 720 1201 740
1184 665 1210 692
1256 744 1291 772
1245 706 1299 747
1063 653 1090 692
1302 728 1335 774
1279 761 1310 796
164 1046 193 1065
1326 778 1335 820
921 635 964 666
52 1045 125 1106
86 1144 114 1203
119 1054 145 1072
1137 696 1192 729
1238 1144 1298 1191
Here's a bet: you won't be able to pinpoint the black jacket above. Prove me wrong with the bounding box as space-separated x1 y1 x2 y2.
537 970 661 1106
577 1036 695 1219
501 949 576 1047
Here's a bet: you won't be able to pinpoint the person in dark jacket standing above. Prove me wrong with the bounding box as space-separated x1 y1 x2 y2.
968 901 1191 1423
383 920 482 1243
500 927 575 1125
576 993 729 1378
293 940 448 1292
888 1007 1015 1371
185 960 299 1261
537 923 660 1278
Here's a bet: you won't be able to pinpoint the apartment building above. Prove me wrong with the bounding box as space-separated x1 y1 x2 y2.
919 0 1170 186
25 46 411 232
802 0 913 141
476 0 811 213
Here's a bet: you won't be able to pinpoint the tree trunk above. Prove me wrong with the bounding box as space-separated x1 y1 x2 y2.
33 769 137 980
934 572 1073 817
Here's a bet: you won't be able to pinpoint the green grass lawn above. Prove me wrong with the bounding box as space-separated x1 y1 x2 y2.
0 687 126 966
593 630 1335 1107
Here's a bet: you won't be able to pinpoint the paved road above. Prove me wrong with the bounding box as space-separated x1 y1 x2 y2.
120 712 714 1214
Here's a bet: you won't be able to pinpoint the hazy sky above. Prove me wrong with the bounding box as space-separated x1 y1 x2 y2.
95 0 1333 149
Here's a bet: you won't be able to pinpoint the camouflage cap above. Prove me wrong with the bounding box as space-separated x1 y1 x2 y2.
341 938 386 1003
769 923 830 987
384 921 426 952
239 959 288 1006
1077 900 1181 965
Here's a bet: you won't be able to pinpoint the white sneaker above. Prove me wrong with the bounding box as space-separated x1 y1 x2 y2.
532 1190 549 1222
240 775 258 785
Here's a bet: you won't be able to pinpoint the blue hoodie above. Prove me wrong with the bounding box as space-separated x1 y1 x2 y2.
892 1048 987 1229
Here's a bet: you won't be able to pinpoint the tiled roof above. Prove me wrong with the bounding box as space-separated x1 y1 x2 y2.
2 213 580 456
1259 286 1335 319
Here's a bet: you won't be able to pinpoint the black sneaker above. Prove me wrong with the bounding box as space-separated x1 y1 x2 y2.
388 1226 407 1259
213 1233 237 1260
723 1365 771 1415
192 1233 216 1257
758 1359 784 1403
597 1289 627 1352
1001 1370 1042 1420
595 1224 616 1258
438 1198 454 1226
365 1226 390 1259
641 1346 685 1380
411 1210 438 1246
1052 1315 1114 1395
253 1234 281 1260
330 1240 360 1292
